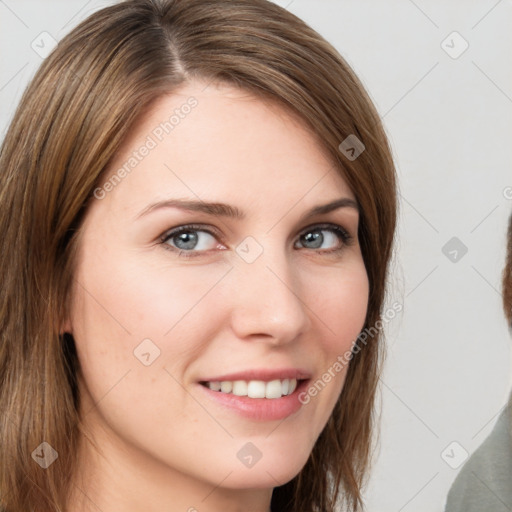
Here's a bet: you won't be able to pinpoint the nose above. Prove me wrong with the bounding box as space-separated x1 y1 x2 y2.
228 246 311 345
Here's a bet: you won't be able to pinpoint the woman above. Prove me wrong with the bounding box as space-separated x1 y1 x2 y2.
0 1 397 511
445 214 512 511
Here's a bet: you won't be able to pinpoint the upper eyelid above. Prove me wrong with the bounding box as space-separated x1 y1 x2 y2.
161 224 222 242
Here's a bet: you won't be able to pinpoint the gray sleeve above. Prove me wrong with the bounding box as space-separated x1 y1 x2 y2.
445 399 512 512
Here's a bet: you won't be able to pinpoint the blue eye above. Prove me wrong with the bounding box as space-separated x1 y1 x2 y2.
160 223 352 257
295 225 352 252
161 225 220 253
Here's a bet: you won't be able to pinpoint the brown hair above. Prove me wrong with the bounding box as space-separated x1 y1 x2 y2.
504 214 512 326
0 1 397 510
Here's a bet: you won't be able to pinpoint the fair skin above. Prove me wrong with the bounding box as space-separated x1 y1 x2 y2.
64 79 369 512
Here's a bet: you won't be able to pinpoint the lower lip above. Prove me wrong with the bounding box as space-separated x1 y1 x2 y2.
197 380 309 421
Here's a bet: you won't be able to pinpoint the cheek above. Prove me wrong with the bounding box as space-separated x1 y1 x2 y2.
310 261 369 353
302 261 369 408
71 246 232 371
69 251 233 438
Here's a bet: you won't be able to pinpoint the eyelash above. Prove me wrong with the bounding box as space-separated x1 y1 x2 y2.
159 223 353 259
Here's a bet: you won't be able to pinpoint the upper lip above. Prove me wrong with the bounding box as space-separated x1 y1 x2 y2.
199 368 312 383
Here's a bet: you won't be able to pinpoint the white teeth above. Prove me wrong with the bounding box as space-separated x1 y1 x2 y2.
247 380 266 398
265 379 283 399
206 378 298 399
281 378 290 395
232 380 248 396
220 381 232 393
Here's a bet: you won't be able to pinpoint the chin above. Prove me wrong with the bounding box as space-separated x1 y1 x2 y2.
221 450 310 490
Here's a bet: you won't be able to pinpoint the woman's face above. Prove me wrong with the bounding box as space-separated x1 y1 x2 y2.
67 79 369 507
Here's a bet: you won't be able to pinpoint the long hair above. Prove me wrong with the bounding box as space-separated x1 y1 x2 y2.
0 1 397 511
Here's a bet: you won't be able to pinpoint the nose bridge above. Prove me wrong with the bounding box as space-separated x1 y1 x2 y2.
229 240 310 342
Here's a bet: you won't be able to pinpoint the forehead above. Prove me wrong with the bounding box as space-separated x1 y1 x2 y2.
98 80 354 213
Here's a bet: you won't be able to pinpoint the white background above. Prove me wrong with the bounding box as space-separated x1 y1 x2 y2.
1 1 511 511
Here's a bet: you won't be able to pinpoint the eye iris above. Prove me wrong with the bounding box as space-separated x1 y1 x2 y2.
302 230 323 249
174 231 198 250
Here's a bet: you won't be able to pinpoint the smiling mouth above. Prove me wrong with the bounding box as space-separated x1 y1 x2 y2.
200 378 301 399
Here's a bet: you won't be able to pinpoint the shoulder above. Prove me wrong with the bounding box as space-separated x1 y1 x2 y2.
445 394 512 512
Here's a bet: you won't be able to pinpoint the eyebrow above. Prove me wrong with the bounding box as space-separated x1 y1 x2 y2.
135 197 359 221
